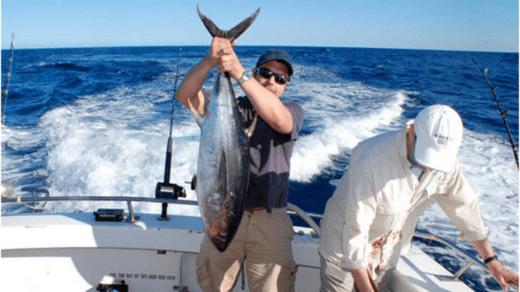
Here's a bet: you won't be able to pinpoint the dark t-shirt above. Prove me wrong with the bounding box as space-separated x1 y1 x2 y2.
236 96 304 211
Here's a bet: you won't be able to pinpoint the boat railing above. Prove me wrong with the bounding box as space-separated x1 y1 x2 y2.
2 190 322 233
2 193 518 291
1 193 199 223
413 233 519 291
413 232 488 282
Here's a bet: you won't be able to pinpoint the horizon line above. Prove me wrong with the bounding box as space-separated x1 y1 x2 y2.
1 44 518 54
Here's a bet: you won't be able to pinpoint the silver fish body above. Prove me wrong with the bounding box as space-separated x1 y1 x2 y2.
190 6 259 251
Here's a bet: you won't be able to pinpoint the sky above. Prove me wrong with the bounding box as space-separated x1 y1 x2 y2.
1 0 518 52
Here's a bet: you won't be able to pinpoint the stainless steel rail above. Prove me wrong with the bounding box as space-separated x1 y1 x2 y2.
1 195 198 223
414 232 519 291
413 232 489 280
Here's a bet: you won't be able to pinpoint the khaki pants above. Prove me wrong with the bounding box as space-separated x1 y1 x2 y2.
320 256 355 292
196 207 298 292
320 255 391 292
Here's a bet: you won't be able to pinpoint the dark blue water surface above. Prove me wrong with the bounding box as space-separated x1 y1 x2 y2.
3 47 518 133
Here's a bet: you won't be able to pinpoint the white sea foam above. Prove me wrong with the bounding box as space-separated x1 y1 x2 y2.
35 83 201 216
418 128 519 275
289 80 408 182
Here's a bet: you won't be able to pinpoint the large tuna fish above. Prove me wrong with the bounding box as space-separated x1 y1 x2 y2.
189 6 259 252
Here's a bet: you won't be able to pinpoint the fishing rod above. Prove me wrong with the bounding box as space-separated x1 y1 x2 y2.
156 47 186 220
2 33 15 123
472 58 519 170
166 48 183 182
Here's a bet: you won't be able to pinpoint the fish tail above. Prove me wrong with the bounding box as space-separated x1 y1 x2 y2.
197 5 260 42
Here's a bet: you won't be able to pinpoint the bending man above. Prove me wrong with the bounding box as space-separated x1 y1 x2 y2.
319 105 518 291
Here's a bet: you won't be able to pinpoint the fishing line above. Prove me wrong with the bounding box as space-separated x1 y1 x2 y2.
155 47 186 221
1 33 15 123
473 58 519 171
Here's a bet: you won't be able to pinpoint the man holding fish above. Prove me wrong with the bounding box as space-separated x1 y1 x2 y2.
176 28 304 292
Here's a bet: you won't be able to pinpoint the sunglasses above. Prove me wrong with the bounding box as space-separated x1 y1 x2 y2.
255 67 289 85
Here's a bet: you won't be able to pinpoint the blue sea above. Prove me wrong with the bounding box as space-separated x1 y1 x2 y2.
1 46 518 291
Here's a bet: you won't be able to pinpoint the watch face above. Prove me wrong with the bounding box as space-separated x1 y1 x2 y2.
239 72 250 85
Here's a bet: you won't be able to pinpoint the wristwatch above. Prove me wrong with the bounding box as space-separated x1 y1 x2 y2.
237 71 251 86
484 255 498 264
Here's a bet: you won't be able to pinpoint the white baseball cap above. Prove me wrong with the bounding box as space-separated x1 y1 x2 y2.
414 105 463 173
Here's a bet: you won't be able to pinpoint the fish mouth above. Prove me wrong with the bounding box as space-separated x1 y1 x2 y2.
209 225 228 252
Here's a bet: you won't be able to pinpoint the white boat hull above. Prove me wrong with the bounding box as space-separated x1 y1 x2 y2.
1 210 478 292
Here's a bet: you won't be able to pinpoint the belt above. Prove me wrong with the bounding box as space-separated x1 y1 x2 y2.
244 207 266 214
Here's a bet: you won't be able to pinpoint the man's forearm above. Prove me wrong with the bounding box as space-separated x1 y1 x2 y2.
471 238 495 260
176 53 213 110
240 76 294 134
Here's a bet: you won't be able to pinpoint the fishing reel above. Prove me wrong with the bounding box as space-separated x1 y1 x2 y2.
156 182 186 221
155 182 186 200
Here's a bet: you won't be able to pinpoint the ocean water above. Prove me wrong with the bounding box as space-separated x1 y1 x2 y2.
1 46 518 291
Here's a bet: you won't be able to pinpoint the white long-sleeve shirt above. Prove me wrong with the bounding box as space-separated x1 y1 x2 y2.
318 124 490 274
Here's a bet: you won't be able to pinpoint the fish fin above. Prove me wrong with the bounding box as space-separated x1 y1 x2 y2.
197 5 260 42
187 98 204 128
191 175 197 190
203 92 212 118
244 112 259 139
